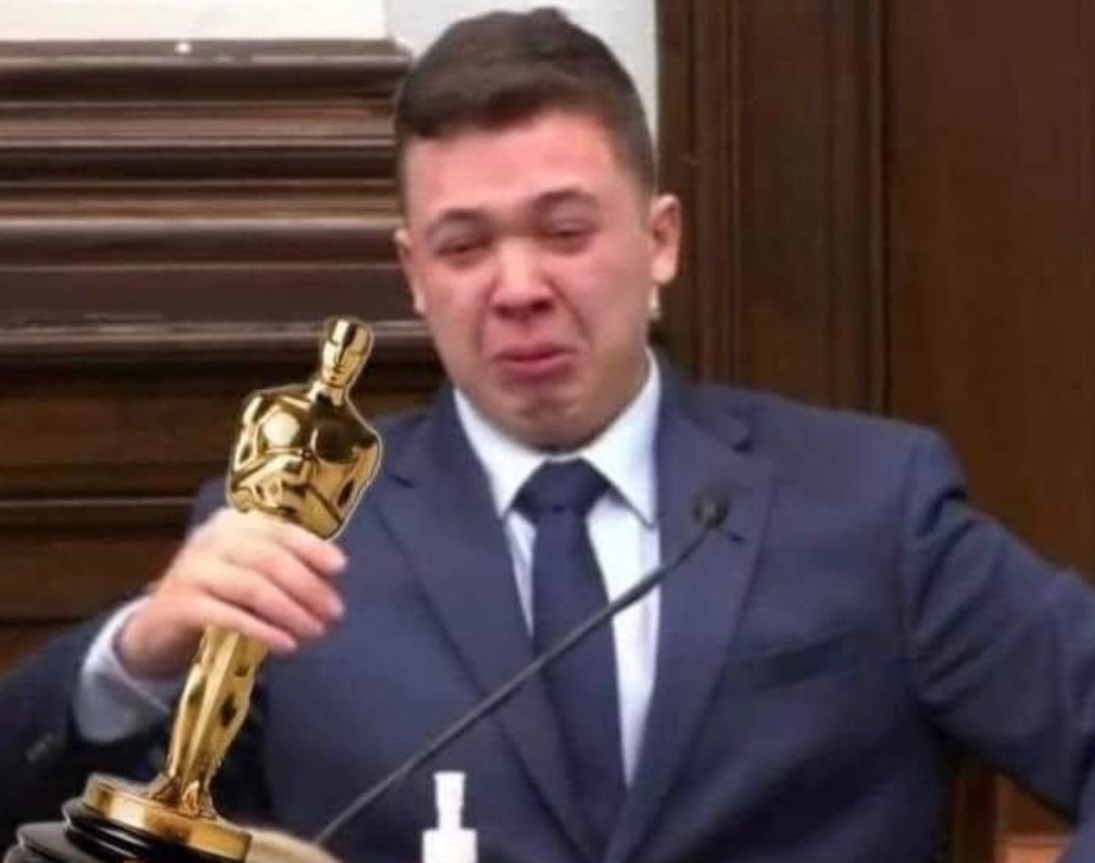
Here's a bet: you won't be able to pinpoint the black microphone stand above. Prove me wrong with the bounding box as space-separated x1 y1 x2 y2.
312 494 728 849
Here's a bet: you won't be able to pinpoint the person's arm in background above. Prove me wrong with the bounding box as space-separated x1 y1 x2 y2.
0 480 346 848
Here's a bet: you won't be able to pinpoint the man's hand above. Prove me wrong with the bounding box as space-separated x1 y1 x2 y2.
117 507 348 679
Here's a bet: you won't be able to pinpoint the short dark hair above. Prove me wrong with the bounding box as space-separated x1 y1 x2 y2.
394 7 656 201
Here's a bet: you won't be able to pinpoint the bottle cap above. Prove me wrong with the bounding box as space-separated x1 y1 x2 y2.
422 772 477 863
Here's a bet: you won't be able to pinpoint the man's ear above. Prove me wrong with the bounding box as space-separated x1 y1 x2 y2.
394 225 426 316
648 193 681 287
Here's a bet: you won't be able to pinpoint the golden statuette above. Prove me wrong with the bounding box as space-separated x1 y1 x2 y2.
75 318 382 862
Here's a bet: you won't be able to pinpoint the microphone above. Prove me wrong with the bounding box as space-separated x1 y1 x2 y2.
692 491 728 530
311 490 730 850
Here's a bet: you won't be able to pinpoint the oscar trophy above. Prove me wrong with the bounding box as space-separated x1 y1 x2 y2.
7 318 383 863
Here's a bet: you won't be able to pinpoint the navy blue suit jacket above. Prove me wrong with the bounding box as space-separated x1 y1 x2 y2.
5 368 1095 863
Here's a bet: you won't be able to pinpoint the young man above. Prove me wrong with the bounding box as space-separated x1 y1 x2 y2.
5 9 1095 863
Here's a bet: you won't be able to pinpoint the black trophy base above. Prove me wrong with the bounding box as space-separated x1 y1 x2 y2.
6 802 237 863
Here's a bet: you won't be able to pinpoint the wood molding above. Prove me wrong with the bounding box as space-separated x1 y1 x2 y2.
0 40 442 655
0 320 432 366
0 41 404 179
657 0 886 411
0 38 413 339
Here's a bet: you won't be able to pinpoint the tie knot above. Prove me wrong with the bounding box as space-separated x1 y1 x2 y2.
516 459 608 520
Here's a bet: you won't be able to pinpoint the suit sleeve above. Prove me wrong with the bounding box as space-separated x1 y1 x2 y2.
899 431 1095 852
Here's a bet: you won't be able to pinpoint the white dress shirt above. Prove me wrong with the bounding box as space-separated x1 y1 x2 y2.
76 359 663 783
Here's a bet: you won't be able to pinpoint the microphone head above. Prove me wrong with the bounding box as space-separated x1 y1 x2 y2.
692 491 729 528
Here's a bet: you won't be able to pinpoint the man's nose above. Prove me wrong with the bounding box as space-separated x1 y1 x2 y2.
490 242 553 317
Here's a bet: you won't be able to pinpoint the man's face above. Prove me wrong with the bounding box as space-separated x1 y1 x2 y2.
396 110 680 450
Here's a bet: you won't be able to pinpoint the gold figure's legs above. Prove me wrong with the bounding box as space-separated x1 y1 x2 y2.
82 626 268 860
149 626 269 817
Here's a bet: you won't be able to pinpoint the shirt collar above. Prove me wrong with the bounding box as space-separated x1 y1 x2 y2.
453 352 660 527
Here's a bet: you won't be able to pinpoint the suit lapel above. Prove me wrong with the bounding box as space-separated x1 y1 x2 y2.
608 374 774 863
377 389 597 862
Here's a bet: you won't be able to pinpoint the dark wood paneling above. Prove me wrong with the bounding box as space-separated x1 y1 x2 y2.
0 332 437 500
888 0 1095 570
0 40 406 182
658 0 885 411
0 360 440 624
0 499 183 620
0 39 408 330
0 40 443 664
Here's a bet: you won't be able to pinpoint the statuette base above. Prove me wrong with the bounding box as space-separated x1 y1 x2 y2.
81 776 249 860
6 799 243 863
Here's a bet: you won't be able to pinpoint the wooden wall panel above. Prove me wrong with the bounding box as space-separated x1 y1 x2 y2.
0 41 408 330
658 0 885 410
0 336 437 499
0 358 439 646
0 40 443 668
888 0 1095 574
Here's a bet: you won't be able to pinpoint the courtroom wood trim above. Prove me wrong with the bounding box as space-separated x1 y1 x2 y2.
0 321 434 367
0 496 188 621
0 495 188 525
0 39 408 94
657 0 737 383
0 38 416 346
0 500 183 616
0 40 438 666
656 0 887 411
0 214 399 264
0 40 405 180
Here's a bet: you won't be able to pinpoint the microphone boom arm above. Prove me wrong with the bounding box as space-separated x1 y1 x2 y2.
312 493 727 849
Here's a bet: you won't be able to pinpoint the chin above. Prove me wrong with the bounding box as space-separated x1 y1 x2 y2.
473 375 594 449
516 412 598 453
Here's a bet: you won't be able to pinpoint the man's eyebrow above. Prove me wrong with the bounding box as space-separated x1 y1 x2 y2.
531 187 601 213
422 188 600 242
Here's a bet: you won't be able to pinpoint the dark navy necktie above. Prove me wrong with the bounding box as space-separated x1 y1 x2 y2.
516 459 624 852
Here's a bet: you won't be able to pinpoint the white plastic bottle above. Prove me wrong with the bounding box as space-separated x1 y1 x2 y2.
422 771 478 863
